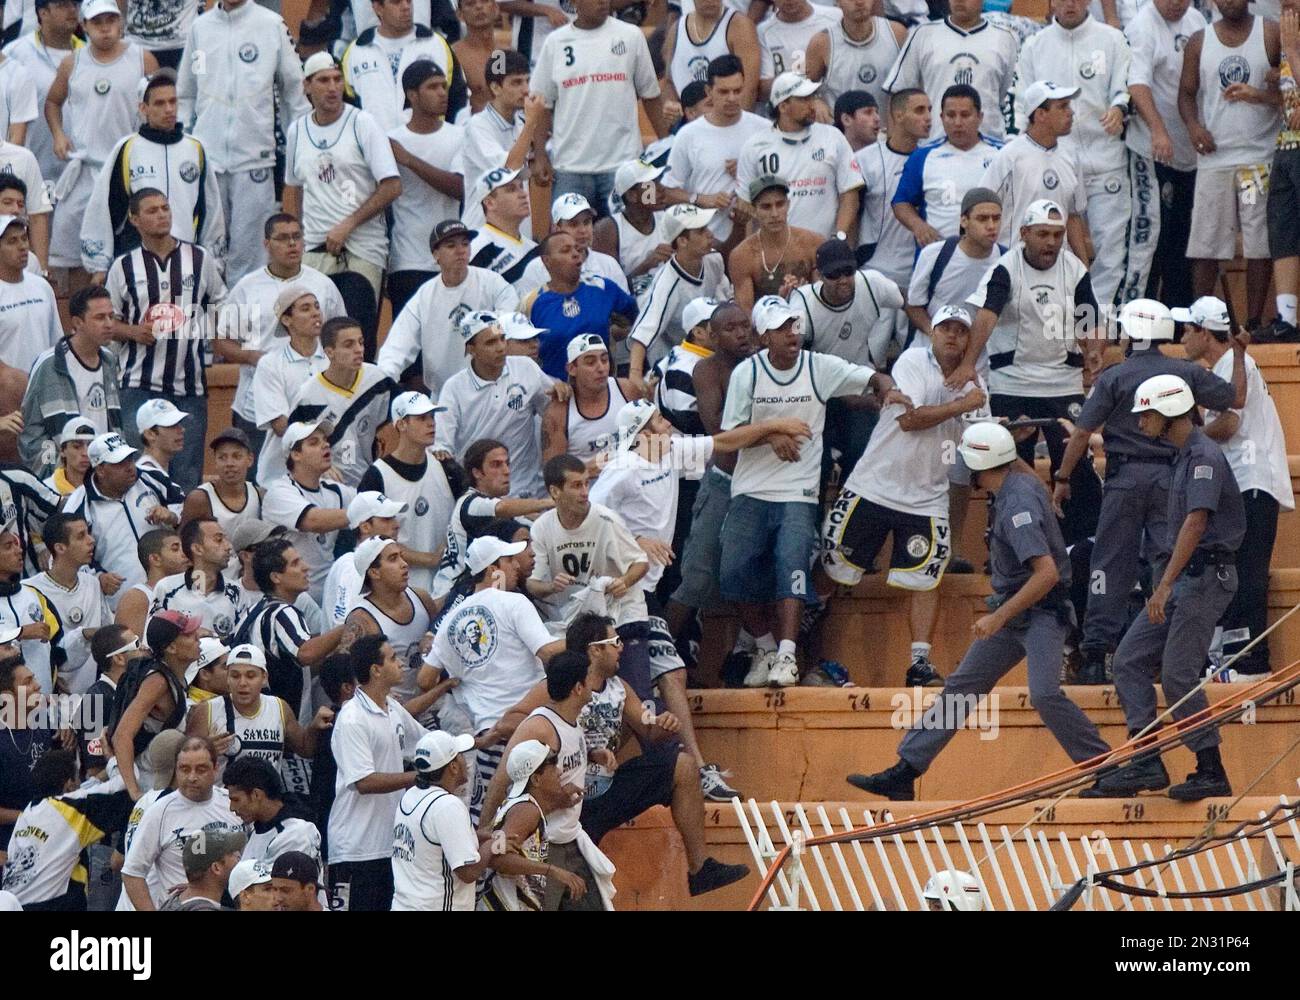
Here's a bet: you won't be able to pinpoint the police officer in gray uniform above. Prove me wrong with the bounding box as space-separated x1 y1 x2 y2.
1085 374 1245 802
846 422 1111 801
1052 300 1247 684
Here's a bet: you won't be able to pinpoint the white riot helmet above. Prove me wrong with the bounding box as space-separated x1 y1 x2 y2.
1119 298 1175 343
923 869 984 911
958 422 1016 472
1131 373 1194 418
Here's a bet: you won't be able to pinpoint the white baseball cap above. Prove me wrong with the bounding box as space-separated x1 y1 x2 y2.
0 214 27 238
466 536 526 575
682 296 720 333
353 536 400 583
229 859 273 900
751 295 800 336
566 333 607 364
348 491 409 529
1171 296 1231 332
302 51 338 80
474 165 521 204
80 0 120 20
226 643 267 672
614 158 666 197
185 637 229 685
1022 79 1080 114
136 398 188 434
0 624 20 644
662 203 716 244
616 399 658 450
498 312 546 341
931 304 974 329
552 193 595 224
272 284 317 328
413 730 476 772
769 71 821 107
58 416 97 445
507 739 553 797
1021 199 1066 228
390 391 445 422
281 420 327 453
460 310 500 343
88 432 137 467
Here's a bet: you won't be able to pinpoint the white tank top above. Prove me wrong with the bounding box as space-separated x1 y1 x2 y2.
615 212 668 305
68 43 146 165
529 705 585 845
1199 16 1282 169
579 676 625 797
823 18 900 108
211 693 287 772
368 457 454 594
566 378 627 460
197 482 262 581
353 589 432 706
729 350 829 504
670 10 736 96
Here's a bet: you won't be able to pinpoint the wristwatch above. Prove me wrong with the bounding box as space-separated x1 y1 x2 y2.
689 192 699 206
1053 471 1071 484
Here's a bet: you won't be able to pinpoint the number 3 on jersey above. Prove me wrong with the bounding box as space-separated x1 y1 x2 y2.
564 44 575 67
562 552 591 577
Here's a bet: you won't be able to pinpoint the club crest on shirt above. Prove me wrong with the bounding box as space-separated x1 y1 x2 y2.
239 43 259 63
414 496 429 516
448 604 498 667
1175 34 1189 52
1218 55 1250 90
28 603 43 623
506 384 527 411
1104 176 1122 194
317 154 337 185
213 613 233 637
1068 401 1082 420
1032 285 1052 305
67 606 83 625
1042 168 1060 190
837 321 852 340
947 53 980 88
250 168 271 183
688 56 709 82
562 297 581 318
858 65 877 84
94 78 111 95
812 147 826 162
611 40 627 56
179 161 200 184
87 385 105 409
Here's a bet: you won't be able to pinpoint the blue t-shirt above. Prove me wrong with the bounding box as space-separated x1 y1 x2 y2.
523 277 640 379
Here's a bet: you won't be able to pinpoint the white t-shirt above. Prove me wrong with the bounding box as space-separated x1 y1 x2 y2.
844 345 988 518
287 364 395 487
284 106 400 269
666 112 770 240
589 435 714 587
854 138 914 286
391 786 480 911
251 340 331 484
1125 3 1207 172
321 552 362 628
979 134 1087 248
1208 350 1295 510
261 475 356 604
534 18 661 174
629 253 731 369
791 269 905 369
387 121 464 273
895 138 1002 239
329 688 428 863
906 238 1001 320
120 788 243 907
0 141 52 215
21 569 110 694
63 348 110 434
428 587 552 733
758 6 842 78
529 503 649 626
0 272 61 374
737 123 863 238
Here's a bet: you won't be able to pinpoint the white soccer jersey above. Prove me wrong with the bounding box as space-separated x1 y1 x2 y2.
432 488 505 598
529 502 649 626
893 137 1002 239
261 475 356 604
202 692 289 772
1124 3 1206 171
791 269 905 369
758 6 842 79
21 569 109 694
854 138 913 285
64 43 147 168
287 363 398 487
723 349 874 504
844 345 987 517
65 476 166 611
629 253 730 369
979 134 1087 248
462 103 525 194
737 122 863 237
883 17 1019 140
151 570 243 642
469 224 540 289
387 121 464 273
534 18 661 174
251 340 331 485
222 265 345 424
120 788 243 907
429 587 551 733
284 105 400 269
821 16 903 108
377 267 519 395
392 786 480 911
666 112 769 241
358 455 455 593
1015 16 1131 177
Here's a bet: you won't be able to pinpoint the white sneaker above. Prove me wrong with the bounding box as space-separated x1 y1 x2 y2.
743 650 776 687
768 651 800 687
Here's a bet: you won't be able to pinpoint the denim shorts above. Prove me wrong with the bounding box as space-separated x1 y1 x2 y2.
718 495 819 604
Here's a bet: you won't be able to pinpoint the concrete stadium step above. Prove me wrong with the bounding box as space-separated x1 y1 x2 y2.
684 683 1300 804
601 794 1297 910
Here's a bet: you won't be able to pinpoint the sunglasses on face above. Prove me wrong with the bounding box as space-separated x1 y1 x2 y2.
109 637 141 658
589 635 623 649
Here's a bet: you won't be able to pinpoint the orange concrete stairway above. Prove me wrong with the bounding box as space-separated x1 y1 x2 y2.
602 793 1300 910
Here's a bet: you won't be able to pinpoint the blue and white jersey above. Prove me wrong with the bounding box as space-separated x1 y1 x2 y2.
892 135 1003 239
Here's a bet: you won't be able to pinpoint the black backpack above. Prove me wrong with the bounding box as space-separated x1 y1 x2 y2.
106 657 187 755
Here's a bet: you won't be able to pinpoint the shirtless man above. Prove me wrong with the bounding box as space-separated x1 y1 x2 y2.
727 178 821 312
454 0 500 113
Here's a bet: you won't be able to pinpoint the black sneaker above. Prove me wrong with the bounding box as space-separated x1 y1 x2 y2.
1251 318 1300 344
1168 768 1232 801
688 857 751 896
1075 651 1109 686
947 557 975 575
721 650 753 688
906 655 944 688
846 759 917 800
1081 755 1170 797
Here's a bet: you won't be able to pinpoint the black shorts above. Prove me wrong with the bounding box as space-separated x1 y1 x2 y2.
1268 147 1300 259
580 745 679 844
327 858 393 912
821 488 950 591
